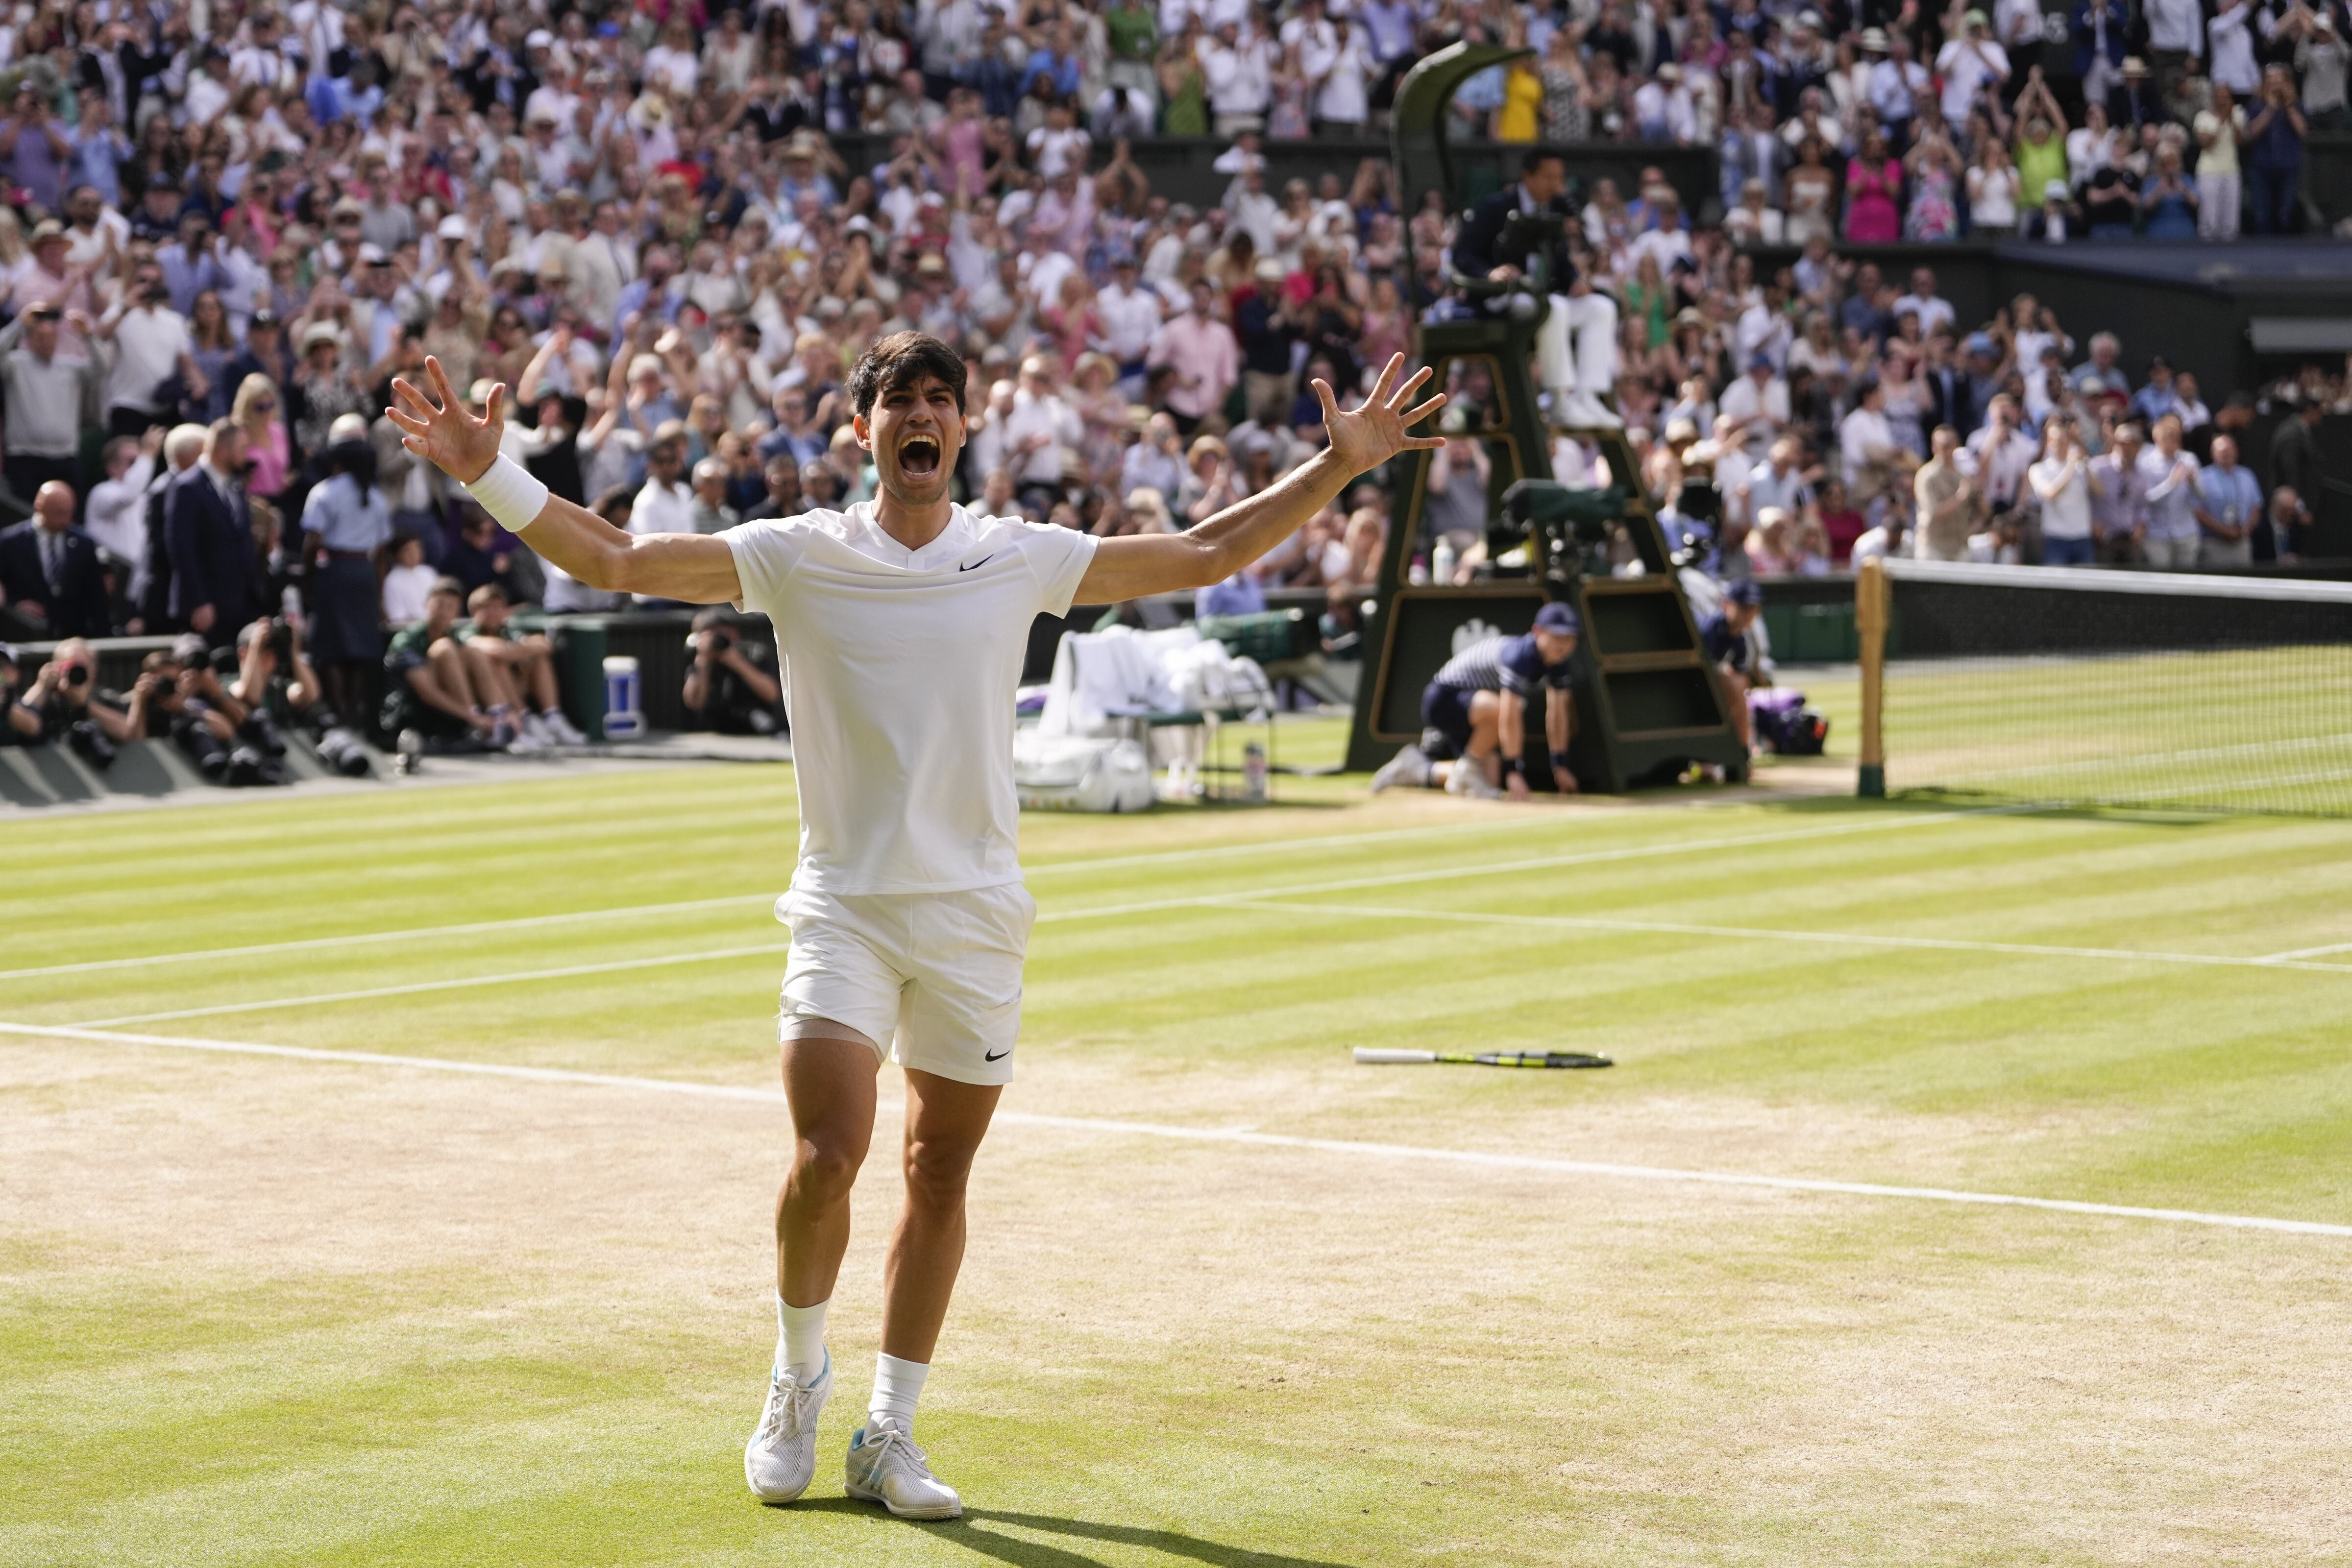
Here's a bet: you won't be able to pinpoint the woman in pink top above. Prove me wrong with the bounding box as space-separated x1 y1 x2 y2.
232 374 292 503
1843 130 1904 243
931 89 987 198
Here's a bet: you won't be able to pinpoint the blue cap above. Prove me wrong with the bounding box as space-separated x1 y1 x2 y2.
1534 602 1582 637
1723 579 1764 607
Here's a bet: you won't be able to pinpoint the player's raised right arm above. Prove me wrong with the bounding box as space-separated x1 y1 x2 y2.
387 357 743 605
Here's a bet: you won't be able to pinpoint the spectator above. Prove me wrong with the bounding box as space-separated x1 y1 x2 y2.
2243 63 2308 233
0 481 109 638
382 531 439 627
2088 420 2151 564
1914 425 1984 562
382 575 500 751
2192 434 2262 565
683 607 786 736
2030 421 2097 566
2137 414 2204 569
0 303 96 502
457 582 584 747
165 421 265 646
1147 281 1237 439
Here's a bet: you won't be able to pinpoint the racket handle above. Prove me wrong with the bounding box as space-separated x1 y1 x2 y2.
1353 1048 1437 1064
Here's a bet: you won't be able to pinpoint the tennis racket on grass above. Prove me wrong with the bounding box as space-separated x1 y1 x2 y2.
1354 1048 1613 1069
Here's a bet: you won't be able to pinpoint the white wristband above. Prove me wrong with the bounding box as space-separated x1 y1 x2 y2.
464 454 549 533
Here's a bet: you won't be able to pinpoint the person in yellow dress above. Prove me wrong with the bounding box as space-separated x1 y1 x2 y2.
1497 57 1544 141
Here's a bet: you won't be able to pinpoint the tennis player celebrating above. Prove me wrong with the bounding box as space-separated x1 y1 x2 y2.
387 335 1443 1520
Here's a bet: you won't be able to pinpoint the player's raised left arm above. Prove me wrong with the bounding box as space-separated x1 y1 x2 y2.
387 357 743 605
1073 354 1445 604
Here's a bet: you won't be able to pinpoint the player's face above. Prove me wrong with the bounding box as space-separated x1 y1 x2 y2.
859 373 966 508
1533 627 1577 665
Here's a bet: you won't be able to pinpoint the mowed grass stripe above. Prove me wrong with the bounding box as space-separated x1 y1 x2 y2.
20 807 2047 1026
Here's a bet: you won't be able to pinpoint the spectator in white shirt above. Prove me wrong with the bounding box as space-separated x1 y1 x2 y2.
2029 420 2096 566
1097 256 1163 375
1936 12 2010 125
93 263 196 438
1891 267 1956 338
1306 17 1372 130
1718 355 1789 458
1004 356 1085 501
1200 19 1273 136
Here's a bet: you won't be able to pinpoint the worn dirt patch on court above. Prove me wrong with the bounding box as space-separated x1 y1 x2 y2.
5 1036 2348 1566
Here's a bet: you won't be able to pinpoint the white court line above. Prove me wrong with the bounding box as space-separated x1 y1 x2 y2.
5 1020 2345 1241
73 945 792 1029
2256 939 2352 962
0 814 1576 984
1219 899 2352 976
59 808 2016 1027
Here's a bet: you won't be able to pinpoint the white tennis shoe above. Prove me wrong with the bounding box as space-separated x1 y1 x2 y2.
539 708 590 746
1369 743 1433 793
1445 761 1504 799
843 1417 963 1520
744 1352 831 1504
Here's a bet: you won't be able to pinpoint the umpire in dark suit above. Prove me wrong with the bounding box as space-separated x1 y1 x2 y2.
0 481 110 638
1448 148 1622 428
165 419 265 645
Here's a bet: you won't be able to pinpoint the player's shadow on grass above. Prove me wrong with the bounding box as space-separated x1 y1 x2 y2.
794 1500 1359 1566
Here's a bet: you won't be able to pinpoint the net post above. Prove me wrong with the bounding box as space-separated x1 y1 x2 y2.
1855 558 1887 799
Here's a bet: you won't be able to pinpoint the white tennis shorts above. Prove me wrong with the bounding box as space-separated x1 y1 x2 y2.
775 884 1038 1086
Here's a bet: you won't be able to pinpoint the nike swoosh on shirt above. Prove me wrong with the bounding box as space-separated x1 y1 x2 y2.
983 1048 1011 1061
958 555 995 572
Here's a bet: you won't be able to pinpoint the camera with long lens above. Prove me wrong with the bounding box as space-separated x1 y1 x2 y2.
313 725 374 778
267 616 295 666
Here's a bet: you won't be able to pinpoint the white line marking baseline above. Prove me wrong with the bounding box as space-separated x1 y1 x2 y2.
1218 900 2352 976
6 1021 2345 1241
57 809 2024 1027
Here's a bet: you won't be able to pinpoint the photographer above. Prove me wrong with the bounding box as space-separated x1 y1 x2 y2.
0 643 33 742
682 607 784 737
121 645 242 781
15 636 136 768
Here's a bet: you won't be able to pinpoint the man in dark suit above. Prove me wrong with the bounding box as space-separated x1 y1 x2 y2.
1449 149 1621 428
0 481 112 638
164 419 264 645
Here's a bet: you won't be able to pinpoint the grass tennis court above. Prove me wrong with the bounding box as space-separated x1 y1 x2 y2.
7 729 2352 1566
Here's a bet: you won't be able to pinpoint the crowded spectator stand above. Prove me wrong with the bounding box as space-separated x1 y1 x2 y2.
0 0 2345 800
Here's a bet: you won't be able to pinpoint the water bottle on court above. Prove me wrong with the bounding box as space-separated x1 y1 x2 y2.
603 655 645 740
1432 537 1457 587
1242 740 1268 802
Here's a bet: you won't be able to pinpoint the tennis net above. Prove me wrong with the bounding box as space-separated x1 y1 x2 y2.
1859 559 2352 816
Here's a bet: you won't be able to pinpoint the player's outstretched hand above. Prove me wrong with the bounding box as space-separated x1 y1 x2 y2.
1315 354 1447 478
386 356 504 485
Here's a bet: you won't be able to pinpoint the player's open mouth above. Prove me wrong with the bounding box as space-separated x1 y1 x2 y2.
898 434 941 476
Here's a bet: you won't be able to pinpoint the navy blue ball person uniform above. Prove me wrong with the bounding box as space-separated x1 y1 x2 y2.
1372 601 1584 799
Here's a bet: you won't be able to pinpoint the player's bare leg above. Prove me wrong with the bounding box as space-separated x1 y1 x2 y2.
747 1029 878 1505
879 1069 1001 1363
845 1066 998 1520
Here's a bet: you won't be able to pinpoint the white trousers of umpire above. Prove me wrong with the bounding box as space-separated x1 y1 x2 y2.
1536 291 1620 422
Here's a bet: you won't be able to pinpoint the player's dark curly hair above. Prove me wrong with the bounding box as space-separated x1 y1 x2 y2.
844 332 967 419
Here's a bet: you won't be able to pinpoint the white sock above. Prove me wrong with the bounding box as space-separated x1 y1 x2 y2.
776 1296 827 1384
868 1352 929 1433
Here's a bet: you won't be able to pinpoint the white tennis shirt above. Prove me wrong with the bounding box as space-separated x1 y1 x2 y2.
722 503 1098 895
